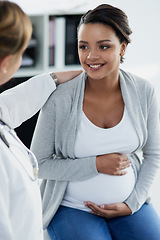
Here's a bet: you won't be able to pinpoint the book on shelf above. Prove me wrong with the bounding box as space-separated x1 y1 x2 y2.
49 16 55 66
21 37 38 67
65 15 81 65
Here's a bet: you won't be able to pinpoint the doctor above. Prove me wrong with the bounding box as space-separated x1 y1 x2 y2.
0 1 81 240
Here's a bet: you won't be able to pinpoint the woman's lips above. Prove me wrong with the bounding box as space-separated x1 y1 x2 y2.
87 63 105 70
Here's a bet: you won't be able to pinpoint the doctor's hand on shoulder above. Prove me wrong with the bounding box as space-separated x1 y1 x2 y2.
55 70 83 84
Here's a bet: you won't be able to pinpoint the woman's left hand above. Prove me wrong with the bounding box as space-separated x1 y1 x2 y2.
84 201 132 218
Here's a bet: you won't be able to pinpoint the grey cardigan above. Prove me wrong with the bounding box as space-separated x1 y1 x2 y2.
31 69 160 229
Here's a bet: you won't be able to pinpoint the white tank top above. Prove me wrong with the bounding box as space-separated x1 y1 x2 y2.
61 108 139 211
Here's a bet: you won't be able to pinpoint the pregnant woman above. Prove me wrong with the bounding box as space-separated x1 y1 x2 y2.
31 4 160 240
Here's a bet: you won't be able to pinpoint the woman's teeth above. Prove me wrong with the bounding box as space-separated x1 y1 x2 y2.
89 64 101 68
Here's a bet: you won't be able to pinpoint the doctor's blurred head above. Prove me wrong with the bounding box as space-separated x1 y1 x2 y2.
0 1 32 85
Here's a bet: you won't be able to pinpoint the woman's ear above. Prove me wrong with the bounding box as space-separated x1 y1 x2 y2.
120 41 127 57
0 55 12 74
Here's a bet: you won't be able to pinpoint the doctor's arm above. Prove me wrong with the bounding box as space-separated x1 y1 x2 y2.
0 70 82 129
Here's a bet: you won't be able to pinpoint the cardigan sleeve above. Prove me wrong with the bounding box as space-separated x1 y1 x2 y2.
31 91 98 182
125 87 160 213
0 73 56 129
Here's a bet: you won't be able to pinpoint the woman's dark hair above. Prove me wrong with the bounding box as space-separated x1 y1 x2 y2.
78 4 132 63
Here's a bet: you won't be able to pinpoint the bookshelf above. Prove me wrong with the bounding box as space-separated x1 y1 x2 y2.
14 13 83 78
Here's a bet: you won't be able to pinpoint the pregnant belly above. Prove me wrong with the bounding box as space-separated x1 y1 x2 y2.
62 166 135 211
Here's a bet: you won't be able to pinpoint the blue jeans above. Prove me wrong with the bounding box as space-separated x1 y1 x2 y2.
47 204 160 240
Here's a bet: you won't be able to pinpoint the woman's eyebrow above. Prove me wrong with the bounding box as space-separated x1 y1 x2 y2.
97 39 111 43
78 40 88 44
78 40 111 44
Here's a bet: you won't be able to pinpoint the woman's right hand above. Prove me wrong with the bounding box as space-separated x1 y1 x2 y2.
96 153 131 176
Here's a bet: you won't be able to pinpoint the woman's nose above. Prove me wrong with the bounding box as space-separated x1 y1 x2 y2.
87 50 99 60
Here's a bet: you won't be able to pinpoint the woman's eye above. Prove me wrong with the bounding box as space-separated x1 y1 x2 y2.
99 45 110 50
79 45 88 50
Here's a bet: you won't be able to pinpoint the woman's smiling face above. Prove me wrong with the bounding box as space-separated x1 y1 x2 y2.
78 23 127 81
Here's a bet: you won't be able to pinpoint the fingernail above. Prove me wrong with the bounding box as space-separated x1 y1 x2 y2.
100 205 104 209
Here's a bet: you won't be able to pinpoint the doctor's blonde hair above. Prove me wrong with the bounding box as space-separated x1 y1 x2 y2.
0 1 32 61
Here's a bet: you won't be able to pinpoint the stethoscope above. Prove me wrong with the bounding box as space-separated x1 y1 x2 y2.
0 119 38 181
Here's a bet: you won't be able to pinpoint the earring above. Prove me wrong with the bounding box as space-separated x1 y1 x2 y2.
120 50 125 56
3 69 7 74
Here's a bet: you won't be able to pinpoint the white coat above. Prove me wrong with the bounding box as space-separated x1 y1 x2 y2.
0 73 56 240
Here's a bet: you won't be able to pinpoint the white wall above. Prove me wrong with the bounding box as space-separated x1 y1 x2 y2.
13 0 160 216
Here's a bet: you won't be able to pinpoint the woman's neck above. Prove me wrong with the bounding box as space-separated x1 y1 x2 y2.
85 73 120 97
